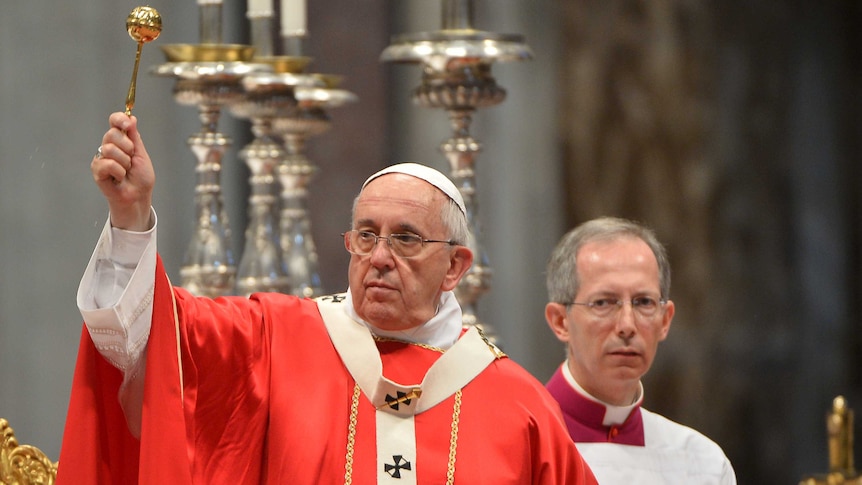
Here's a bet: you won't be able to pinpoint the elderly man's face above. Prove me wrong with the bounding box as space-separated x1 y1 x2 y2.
348 173 472 330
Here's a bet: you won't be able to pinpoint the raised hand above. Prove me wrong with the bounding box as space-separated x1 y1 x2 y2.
91 112 155 232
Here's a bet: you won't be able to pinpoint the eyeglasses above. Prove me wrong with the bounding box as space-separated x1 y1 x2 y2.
563 297 667 318
342 230 455 259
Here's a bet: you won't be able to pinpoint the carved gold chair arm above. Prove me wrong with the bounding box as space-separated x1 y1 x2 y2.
1 418 58 485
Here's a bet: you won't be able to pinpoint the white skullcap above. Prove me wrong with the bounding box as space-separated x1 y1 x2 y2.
362 162 467 216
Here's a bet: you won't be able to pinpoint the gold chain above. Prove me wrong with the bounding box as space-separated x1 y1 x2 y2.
446 390 462 485
343 383 361 485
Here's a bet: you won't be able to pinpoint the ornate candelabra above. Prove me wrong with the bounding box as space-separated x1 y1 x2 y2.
228 68 302 296
381 0 532 338
228 61 338 297
270 66 356 298
237 2 356 298
151 1 272 297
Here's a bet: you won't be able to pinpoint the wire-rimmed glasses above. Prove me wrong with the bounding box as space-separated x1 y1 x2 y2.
342 230 455 259
564 297 667 318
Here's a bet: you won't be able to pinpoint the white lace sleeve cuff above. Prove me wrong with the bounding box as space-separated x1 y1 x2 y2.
77 210 158 372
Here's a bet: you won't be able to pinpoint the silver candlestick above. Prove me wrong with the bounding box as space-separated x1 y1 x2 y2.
237 0 354 299
152 43 271 297
229 69 303 296
381 0 532 339
229 58 324 296
268 65 357 298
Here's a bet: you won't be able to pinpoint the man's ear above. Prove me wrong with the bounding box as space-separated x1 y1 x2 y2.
545 302 570 343
441 246 474 292
658 299 675 341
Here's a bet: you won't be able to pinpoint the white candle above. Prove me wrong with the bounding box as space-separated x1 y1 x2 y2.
248 0 273 18
280 0 307 37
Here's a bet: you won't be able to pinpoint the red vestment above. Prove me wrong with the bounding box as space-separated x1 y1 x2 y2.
59 257 596 484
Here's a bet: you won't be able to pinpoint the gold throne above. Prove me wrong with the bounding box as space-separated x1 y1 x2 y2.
0 418 58 485
800 396 862 485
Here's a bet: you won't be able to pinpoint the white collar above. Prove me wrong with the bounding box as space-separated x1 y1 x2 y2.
562 359 644 426
343 289 463 350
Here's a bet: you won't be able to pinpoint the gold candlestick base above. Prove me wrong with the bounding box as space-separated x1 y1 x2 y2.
254 55 313 74
160 43 255 63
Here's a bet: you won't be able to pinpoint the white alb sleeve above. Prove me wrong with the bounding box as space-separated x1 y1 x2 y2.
77 212 158 373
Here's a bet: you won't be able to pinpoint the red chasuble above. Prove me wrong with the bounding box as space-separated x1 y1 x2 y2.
59 257 596 484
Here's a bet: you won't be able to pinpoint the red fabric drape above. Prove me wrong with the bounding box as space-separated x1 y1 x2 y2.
57 256 192 484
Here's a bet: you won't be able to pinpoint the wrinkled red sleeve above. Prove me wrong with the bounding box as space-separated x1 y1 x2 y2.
58 256 193 484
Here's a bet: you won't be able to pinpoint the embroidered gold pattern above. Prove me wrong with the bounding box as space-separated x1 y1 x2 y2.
475 326 507 358
446 390 462 485
377 388 423 411
0 418 57 484
344 383 361 485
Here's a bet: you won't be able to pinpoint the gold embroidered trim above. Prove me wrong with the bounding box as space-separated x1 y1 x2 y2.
342 385 463 484
446 390 462 485
168 278 184 402
475 326 507 358
344 383 361 485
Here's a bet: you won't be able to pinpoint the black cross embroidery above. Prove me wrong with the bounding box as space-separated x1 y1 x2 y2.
321 294 346 303
384 391 414 411
384 455 412 478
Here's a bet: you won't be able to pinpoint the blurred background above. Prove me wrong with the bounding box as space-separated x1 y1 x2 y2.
1 1 860 482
